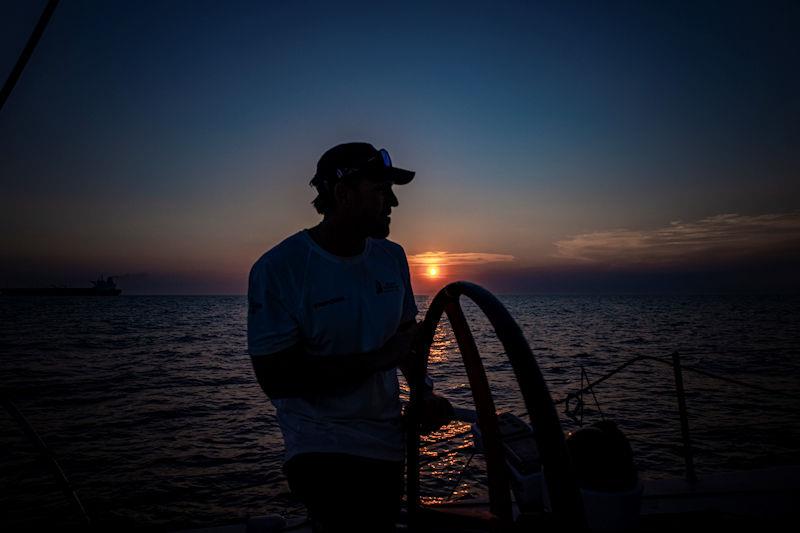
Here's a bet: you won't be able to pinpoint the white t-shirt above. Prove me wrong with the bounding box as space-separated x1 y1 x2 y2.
247 230 418 462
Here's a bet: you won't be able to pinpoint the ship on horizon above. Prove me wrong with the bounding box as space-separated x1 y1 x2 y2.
1 275 122 296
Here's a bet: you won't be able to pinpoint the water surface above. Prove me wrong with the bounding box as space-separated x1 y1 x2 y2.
1 294 798 529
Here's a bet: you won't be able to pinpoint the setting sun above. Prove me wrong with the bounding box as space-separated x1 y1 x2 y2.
427 266 439 277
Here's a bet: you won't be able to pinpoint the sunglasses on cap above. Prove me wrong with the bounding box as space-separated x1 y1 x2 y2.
311 144 416 189
335 148 393 179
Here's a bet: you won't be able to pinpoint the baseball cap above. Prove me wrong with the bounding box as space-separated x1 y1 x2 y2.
310 142 415 190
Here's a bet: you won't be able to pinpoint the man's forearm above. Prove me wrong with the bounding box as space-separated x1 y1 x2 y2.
399 362 434 397
252 345 398 400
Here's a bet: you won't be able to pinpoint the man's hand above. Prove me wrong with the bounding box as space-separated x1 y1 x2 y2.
377 321 424 370
418 392 455 434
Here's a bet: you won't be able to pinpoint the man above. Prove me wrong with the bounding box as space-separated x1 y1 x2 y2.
247 142 452 532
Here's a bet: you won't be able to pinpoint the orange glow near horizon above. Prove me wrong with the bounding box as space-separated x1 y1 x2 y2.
408 251 515 269
407 251 516 292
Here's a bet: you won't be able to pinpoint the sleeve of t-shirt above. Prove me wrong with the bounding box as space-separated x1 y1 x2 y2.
247 259 299 357
399 248 419 324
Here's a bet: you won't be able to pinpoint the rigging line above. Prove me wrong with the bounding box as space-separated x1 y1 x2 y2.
555 355 648 405
678 363 800 402
627 419 800 436
674 345 800 354
1 391 91 526
578 366 585 425
582 366 605 422
0 0 60 113
445 450 477 502
556 353 800 406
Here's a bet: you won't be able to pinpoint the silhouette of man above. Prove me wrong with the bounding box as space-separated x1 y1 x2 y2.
248 142 452 532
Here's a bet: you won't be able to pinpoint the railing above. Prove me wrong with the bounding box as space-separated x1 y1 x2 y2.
556 351 800 483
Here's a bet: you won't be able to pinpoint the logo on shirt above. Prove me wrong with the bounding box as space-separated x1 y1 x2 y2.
375 280 400 294
313 296 346 310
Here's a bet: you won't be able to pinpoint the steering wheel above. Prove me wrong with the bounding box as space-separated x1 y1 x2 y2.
405 282 586 531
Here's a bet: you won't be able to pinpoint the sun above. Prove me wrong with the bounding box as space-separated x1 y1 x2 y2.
427 266 439 277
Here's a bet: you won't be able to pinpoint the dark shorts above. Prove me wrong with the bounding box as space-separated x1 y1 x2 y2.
285 452 404 533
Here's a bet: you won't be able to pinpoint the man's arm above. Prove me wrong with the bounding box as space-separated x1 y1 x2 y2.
395 320 455 433
396 320 429 393
252 322 421 399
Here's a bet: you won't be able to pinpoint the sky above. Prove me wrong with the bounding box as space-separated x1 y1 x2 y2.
1 0 798 294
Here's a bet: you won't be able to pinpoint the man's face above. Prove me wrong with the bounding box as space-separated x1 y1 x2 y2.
345 177 399 239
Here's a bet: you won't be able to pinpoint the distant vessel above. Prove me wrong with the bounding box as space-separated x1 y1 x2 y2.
1 276 122 296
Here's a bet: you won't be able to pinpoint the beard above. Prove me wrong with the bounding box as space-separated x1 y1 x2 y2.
366 216 391 239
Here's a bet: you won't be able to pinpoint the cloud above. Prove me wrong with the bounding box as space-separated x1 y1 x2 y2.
554 212 800 266
407 251 515 267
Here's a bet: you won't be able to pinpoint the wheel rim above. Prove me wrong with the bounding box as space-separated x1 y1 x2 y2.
406 281 586 530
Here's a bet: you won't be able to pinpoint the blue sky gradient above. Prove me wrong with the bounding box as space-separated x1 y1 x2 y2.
2 1 798 293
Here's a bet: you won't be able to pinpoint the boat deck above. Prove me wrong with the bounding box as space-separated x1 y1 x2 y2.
175 465 800 532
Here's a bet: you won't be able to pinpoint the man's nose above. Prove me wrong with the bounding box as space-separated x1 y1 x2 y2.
388 189 399 207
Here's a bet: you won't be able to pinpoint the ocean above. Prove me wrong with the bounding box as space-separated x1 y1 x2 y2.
1 294 799 529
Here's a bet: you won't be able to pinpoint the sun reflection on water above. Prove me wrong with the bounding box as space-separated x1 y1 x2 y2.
428 324 454 364
418 421 485 504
